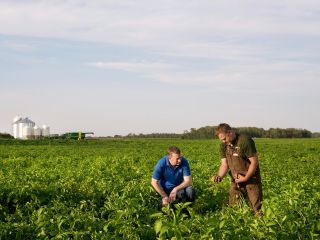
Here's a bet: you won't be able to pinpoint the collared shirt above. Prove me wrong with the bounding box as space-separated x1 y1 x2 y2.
219 134 257 159
152 156 191 193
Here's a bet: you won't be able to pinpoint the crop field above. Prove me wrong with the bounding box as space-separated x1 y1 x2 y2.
0 138 319 239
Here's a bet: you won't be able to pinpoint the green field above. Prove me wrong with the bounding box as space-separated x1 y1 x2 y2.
0 138 319 239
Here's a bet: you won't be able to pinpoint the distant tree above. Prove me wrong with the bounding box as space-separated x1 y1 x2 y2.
182 126 215 139
113 135 123 138
265 128 312 138
312 132 320 138
124 132 181 138
0 133 13 139
235 127 265 138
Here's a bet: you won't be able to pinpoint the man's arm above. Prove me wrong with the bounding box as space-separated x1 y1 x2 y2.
151 178 171 206
235 154 259 183
169 175 192 202
151 178 167 198
212 158 229 182
217 158 229 179
173 175 192 192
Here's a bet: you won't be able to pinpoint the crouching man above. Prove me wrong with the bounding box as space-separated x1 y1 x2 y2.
151 146 195 207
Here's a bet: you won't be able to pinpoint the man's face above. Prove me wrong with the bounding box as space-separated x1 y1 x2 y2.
218 131 234 145
169 153 181 167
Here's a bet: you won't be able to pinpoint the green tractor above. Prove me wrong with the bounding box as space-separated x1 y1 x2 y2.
63 132 94 140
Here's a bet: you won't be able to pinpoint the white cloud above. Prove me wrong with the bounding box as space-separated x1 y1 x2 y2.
88 61 176 74
0 0 319 50
0 40 37 52
88 59 320 96
1 0 318 83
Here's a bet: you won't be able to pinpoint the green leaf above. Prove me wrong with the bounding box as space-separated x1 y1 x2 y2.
219 220 225 229
154 220 162 234
150 212 163 218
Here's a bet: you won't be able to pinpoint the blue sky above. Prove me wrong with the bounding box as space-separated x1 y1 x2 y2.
1 0 319 136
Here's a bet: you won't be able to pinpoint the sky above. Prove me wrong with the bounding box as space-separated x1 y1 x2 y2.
1 0 319 136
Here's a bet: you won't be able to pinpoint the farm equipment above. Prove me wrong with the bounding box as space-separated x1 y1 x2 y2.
63 132 94 140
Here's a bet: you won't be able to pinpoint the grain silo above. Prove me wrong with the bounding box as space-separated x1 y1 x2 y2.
23 126 34 139
33 126 42 139
12 116 22 139
12 117 35 139
42 125 50 137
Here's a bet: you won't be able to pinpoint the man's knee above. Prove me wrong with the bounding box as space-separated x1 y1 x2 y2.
229 184 241 206
246 183 263 212
176 186 196 202
177 186 195 202
185 186 195 201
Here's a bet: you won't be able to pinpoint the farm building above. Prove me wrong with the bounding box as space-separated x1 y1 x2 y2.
12 116 50 139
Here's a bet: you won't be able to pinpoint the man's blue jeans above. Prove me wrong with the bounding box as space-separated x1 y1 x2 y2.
164 186 196 204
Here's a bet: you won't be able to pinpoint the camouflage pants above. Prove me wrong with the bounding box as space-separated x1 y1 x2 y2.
229 181 263 214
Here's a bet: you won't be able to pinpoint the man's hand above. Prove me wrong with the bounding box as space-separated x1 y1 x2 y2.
169 189 177 203
235 173 247 184
162 196 169 206
211 175 222 183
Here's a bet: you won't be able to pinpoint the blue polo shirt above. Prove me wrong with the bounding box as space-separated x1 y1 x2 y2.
152 156 191 193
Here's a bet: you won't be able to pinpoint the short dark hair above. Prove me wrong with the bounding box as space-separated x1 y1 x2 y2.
215 123 232 136
167 146 181 155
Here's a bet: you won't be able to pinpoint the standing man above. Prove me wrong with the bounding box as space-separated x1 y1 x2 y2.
151 146 195 207
212 123 263 215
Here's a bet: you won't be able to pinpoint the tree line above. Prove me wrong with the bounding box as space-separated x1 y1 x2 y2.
116 126 317 139
181 126 316 139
